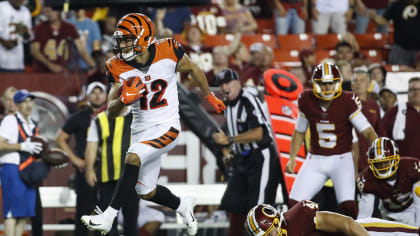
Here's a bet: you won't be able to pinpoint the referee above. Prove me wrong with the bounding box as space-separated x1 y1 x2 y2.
212 69 284 236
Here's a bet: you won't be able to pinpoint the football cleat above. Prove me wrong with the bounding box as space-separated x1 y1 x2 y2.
81 206 114 235
177 196 198 235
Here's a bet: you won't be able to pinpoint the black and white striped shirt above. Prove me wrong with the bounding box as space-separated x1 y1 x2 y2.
224 88 273 156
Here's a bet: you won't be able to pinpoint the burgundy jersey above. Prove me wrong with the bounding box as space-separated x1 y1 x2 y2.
357 157 420 212
190 4 226 35
298 90 361 155
32 21 79 72
356 99 385 171
282 200 320 235
182 44 214 73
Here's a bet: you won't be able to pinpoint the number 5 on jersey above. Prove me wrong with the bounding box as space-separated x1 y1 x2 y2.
316 122 337 149
139 79 168 110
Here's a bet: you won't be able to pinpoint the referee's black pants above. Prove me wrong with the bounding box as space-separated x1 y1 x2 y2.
221 147 280 214
98 181 139 236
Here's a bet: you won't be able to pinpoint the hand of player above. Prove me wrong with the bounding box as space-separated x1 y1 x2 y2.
206 92 226 114
285 158 297 174
119 77 146 105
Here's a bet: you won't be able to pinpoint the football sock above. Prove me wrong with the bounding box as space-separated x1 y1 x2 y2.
110 163 139 210
148 185 180 210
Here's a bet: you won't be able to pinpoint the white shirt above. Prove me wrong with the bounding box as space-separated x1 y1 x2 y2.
0 1 32 70
87 119 99 142
0 112 36 165
315 0 349 13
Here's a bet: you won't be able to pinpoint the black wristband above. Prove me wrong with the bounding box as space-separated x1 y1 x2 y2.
229 136 234 145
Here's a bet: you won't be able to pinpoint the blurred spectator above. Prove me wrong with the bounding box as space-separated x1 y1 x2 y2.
87 50 107 85
231 42 250 69
355 0 389 33
351 66 384 172
336 60 353 82
335 41 354 63
56 82 107 236
368 63 387 88
241 43 273 86
370 0 420 65
383 77 420 159
220 0 258 34
0 0 32 72
0 89 42 236
190 4 227 35
299 48 315 87
274 0 308 35
379 87 398 116
1 87 17 119
151 7 191 34
205 46 241 86
30 6 95 73
68 8 102 71
240 0 273 19
181 25 241 85
341 32 370 67
311 0 353 34
100 13 117 57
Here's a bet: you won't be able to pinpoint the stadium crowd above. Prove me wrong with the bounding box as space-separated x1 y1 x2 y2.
1 0 420 236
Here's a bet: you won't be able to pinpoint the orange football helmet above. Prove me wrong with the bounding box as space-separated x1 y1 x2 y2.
246 204 287 236
113 13 154 61
367 137 400 179
311 62 343 101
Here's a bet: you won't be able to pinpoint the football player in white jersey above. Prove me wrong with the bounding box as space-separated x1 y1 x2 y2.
81 13 226 236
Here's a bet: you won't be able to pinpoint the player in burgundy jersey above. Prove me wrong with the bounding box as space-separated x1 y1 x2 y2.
357 137 420 226
246 200 420 236
286 62 378 219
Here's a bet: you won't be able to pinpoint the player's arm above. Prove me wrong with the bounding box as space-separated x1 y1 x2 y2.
73 38 96 69
286 112 307 173
107 82 124 119
56 129 85 171
357 192 375 219
315 211 369 236
350 110 378 146
352 129 360 176
176 53 226 113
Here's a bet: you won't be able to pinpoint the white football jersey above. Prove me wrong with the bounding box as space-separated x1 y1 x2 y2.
0 1 32 70
106 38 184 133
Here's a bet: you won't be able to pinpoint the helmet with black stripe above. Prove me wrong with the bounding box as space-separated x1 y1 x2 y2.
367 137 400 179
113 13 154 61
311 62 343 101
246 204 287 236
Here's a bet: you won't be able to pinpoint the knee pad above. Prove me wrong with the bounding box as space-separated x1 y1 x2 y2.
339 200 358 219
288 198 299 208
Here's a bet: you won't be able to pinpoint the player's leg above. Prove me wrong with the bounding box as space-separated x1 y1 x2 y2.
289 154 328 207
330 153 358 218
4 218 16 236
357 217 420 236
121 187 139 236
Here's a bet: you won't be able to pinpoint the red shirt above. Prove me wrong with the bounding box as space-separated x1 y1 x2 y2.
299 90 360 155
362 0 389 9
32 21 79 72
383 103 420 160
357 157 420 212
356 98 385 171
